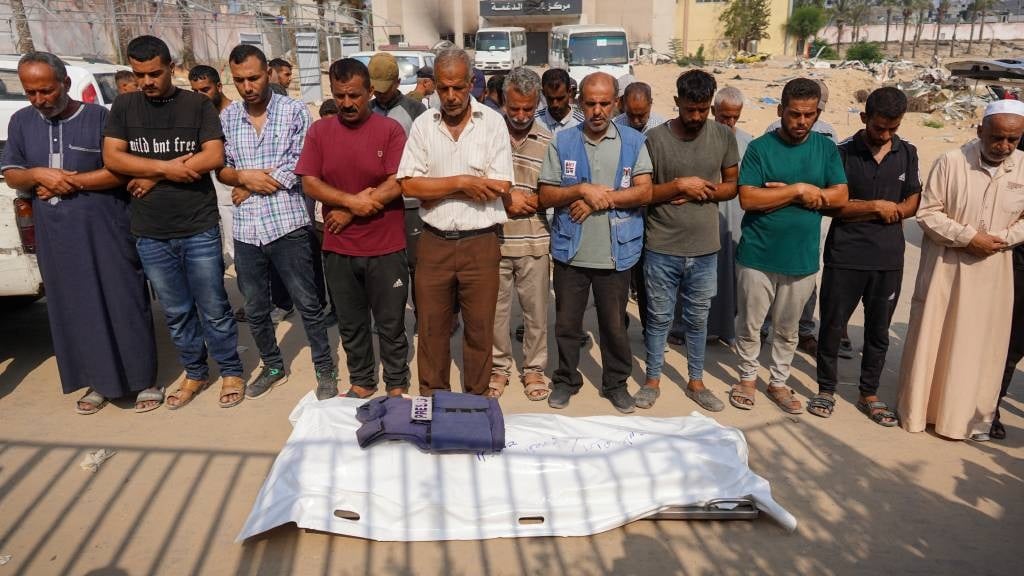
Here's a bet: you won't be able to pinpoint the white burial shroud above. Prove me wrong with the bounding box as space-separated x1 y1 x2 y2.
237 394 797 541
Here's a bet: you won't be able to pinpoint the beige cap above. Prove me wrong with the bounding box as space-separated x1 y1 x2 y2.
816 80 829 110
368 52 398 93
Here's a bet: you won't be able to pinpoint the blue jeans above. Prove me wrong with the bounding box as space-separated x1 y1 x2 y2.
644 250 718 381
235 226 334 373
136 226 242 380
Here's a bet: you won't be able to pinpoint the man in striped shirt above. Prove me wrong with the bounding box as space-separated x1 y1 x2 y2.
489 67 553 401
397 48 514 397
219 44 338 401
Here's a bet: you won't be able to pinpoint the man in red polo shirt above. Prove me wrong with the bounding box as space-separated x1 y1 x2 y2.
297 58 410 398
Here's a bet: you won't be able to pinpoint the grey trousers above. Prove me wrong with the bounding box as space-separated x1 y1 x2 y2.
492 254 550 379
736 264 817 387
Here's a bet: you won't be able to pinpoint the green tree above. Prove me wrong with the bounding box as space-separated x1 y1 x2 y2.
786 5 827 56
719 0 772 52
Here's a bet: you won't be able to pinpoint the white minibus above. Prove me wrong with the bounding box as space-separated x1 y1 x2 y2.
474 27 528 72
549 25 630 86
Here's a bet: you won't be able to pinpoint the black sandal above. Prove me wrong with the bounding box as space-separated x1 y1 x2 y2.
857 399 898 427
807 393 836 419
991 419 1006 440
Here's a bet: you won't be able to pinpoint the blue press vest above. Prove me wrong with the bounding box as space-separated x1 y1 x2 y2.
551 124 645 271
355 391 506 453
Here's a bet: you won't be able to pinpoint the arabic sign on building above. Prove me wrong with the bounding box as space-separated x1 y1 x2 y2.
480 0 583 17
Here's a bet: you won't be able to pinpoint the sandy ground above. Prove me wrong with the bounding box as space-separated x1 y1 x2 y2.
0 59 1021 575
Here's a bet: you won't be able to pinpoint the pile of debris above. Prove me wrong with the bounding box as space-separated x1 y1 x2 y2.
896 68 983 121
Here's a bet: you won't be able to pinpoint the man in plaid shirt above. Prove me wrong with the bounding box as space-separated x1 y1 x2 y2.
218 44 339 401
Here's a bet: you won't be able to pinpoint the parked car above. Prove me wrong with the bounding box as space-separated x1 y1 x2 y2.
349 50 435 95
0 55 129 300
59 56 132 106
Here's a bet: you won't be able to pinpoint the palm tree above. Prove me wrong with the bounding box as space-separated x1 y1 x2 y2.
967 1 979 54
10 0 34 53
829 0 855 54
975 0 994 46
911 0 929 59
850 0 872 43
950 9 960 57
935 0 951 57
898 0 915 58
881 0 898 49
176 0 196 70
113 0 132 64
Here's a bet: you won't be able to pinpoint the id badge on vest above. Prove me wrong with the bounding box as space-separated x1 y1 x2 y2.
620 167 632 188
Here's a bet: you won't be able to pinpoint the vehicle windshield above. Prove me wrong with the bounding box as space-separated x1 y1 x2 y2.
0 70 28 100
93 73 119 103
476 32 510 51
352 55 420 85
568 33 628 66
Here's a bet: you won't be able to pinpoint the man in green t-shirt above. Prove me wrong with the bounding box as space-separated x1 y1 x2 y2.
730 78 848 415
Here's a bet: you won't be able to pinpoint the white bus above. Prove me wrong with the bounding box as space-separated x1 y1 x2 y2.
549 25 631 86
474 27 527 72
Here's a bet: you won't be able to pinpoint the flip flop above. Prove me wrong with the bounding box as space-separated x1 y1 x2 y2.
76 389 108 415
134 386 164 413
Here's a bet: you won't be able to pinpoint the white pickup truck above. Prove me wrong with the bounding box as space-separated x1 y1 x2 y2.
0 55 128 299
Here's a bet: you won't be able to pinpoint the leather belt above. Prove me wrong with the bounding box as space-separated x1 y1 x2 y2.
424 224 498 240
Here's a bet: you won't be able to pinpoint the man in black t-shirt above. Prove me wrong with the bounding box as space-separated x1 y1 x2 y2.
103 35 244 411
808 87 921 426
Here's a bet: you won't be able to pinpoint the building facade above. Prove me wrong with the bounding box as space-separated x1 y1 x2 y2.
371 0 676 59
676 0 795 60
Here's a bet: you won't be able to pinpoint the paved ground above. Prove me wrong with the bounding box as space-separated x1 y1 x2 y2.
0 215 1021 576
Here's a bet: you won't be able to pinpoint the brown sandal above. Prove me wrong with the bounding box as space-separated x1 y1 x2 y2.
766 386 804 414
729 381 757 410
167 377 209 410
522 373 550 401
486 374 508 398
219 376 245 408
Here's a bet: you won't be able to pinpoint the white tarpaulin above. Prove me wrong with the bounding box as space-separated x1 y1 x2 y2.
237 394 797 542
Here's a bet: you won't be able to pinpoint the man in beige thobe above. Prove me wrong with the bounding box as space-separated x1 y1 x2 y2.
898 100 1024 440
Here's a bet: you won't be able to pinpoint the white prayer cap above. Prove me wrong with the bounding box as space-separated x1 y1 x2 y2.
983 99 1024 118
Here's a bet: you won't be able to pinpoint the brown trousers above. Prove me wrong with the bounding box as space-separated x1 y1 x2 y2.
414 229 500 395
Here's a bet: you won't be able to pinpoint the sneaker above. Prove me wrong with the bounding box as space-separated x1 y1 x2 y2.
798 335 818 356
838 337 855 359
246 365 288 399
315 368 339 400
602 387 636 414
270 307 294 325
548 385 574 409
